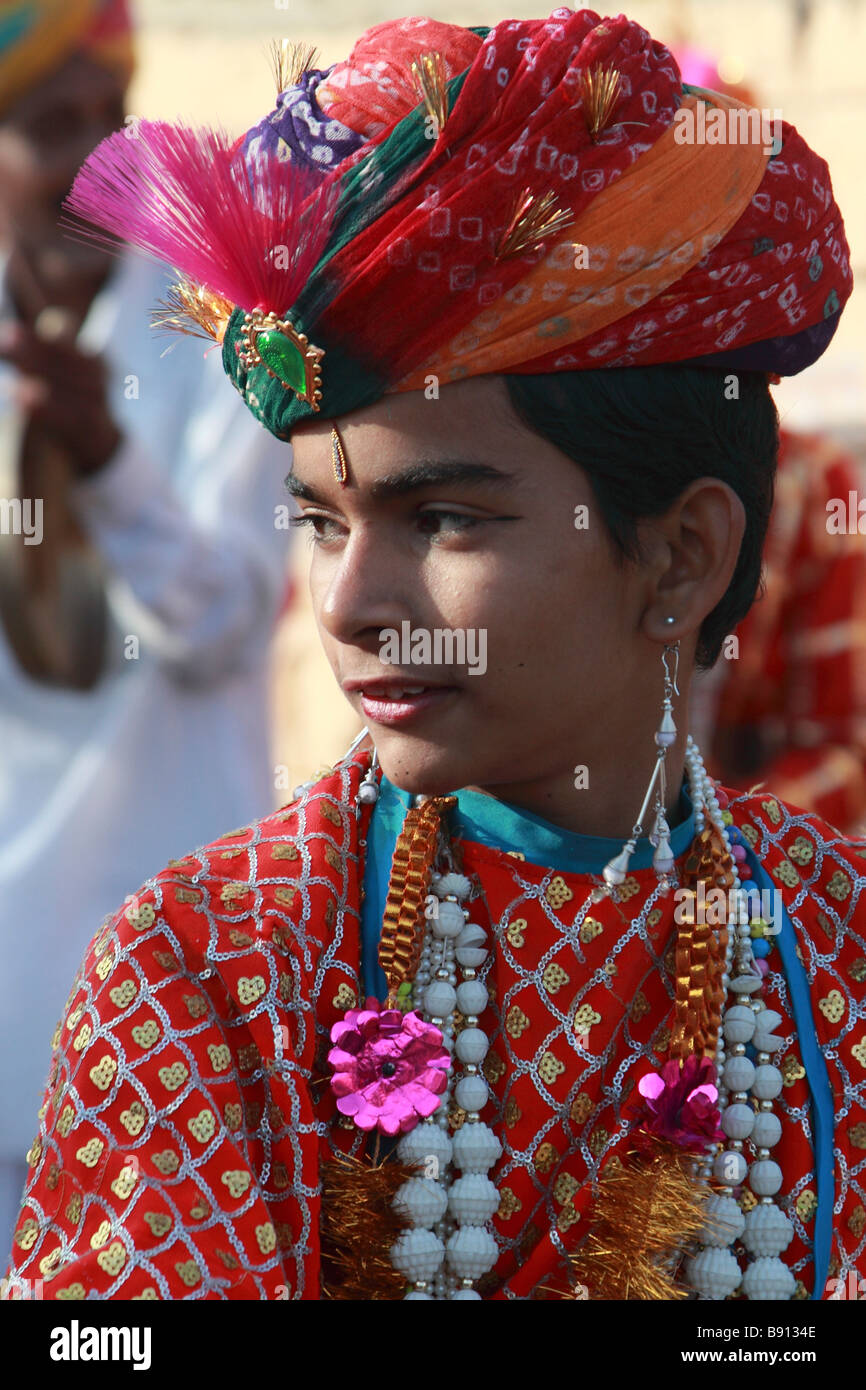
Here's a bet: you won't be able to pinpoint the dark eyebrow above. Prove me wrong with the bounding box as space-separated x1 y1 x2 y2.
284 457 517 504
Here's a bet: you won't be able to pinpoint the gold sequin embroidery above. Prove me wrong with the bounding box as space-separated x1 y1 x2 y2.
14 1218 38 1250
221 1170 251 1198
818 989 846 1024
256 1222 277 1253
108 980 137 1008
144 1212 171 1238
483 1052 506 1085
574 1003 601 1034
544 876 573 910
787 836 814 865
542 962 570 995
75 1137 103 1168
557 1201 580 1233
96 1241 126 1275
588 1126 609 1158
848 1205 866 1237
570 1092 592 1124
579 916 603 944
158 1062 189 1092
781 1054 806 1086
111 1164 138 1200
119 1102 147 1137
630 991 651 1022
90 1220 111 1250
131 1020 160 1049
498 1187 522 1220
796 1189 817 1221
187 1109 216 1143
208 1043 232 1072
553 1172 580 1206
151 1150 180 1175
125 901 155 931
827 870 852 902
538 1051 566 1085
533 1142 559 1173
772 858 800 889
506 1005 530 1039
506 918 527 948
175 1260 201 1288
95 953 113 981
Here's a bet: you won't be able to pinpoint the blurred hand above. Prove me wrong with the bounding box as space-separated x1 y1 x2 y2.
0 316 121 477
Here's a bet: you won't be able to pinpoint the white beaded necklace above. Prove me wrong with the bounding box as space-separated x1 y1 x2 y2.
682 737 795 1301
353 733 794 1300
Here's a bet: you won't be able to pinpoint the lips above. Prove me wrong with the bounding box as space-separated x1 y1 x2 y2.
342 676 453 697
342 677 458 728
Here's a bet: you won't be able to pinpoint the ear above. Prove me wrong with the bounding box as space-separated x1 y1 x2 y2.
637 477 746 646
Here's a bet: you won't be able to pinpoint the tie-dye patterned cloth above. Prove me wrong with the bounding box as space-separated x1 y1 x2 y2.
65 8 851 443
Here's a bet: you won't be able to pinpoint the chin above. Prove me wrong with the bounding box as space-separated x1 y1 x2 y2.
375 737 481 797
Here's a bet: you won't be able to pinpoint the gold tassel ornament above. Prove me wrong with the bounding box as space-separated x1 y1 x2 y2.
494 187 575 262
319 1152 418 1300
410 50 449 135
579 63 622 141
151 276 235 345
570 1137 717 1300
269 39 320 96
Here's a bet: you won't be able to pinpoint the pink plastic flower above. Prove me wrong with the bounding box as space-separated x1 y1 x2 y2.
632 1054 723 1149
328 997 450 1135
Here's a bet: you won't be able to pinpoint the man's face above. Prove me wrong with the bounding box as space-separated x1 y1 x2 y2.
0 52 127 278
289 373 644 799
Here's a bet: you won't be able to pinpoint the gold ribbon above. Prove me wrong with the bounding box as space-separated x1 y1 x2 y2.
378 794 457 1003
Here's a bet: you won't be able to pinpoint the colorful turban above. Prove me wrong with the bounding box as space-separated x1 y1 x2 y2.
66 9 850 443
0 0 135 117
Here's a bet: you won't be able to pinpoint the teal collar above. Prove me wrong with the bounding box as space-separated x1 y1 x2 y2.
375 774 696 874
361 772 695 1000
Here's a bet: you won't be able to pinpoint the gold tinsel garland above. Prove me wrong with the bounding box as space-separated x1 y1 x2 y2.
319 1153 418 1300
569 1136 718 1300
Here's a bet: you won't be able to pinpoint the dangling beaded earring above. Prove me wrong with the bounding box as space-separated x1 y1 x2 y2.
352 726 380 805
599 636 681 898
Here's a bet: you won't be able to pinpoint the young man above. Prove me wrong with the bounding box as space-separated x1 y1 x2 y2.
4 10 862 1301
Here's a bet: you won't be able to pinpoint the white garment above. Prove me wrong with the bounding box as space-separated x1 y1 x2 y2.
0 254 292 1229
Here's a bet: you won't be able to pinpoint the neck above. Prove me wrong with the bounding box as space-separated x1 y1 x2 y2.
465 731 694 842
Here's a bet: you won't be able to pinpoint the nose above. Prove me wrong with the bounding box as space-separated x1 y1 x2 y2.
317 522 412 651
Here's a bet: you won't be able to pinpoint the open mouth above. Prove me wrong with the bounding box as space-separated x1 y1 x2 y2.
348 681 458 727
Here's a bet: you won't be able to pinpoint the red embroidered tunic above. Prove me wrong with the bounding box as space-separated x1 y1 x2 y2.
4 750 865 1299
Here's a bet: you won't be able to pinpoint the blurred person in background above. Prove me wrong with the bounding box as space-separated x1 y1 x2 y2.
0 0 292 1249
676 47 866 834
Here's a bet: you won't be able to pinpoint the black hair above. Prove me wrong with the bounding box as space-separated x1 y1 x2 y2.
504 365 778 668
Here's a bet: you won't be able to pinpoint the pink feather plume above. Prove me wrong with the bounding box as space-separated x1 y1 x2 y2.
64 120 339 315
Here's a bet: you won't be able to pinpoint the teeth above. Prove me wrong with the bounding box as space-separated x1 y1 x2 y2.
366 686 426 700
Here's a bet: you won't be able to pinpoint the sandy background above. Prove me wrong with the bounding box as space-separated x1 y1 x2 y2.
127 0 866 793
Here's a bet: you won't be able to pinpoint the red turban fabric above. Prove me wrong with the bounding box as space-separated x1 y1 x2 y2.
65 9 851 437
